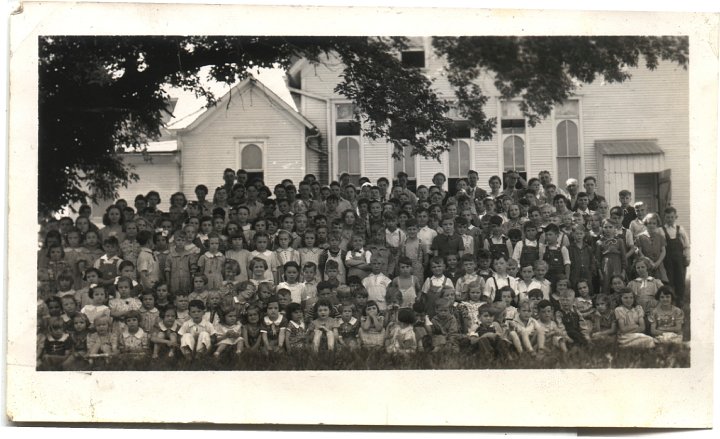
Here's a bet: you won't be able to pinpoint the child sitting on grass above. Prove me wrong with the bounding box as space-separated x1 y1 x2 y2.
590 294 617 343
649 286 684 345
385 308 417 355
178 299 216 360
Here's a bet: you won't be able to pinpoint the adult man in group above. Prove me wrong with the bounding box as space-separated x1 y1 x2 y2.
467 170 488 201
583 176 606 211
222 168 236 195
396 172 418 204
538 170 568 199
565 178 580 210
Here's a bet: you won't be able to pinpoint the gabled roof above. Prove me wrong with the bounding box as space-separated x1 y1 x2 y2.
170 75 314 133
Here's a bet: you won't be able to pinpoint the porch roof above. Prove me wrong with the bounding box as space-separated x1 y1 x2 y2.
595 139 663 155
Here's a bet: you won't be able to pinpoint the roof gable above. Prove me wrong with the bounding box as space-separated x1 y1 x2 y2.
175 77 315 133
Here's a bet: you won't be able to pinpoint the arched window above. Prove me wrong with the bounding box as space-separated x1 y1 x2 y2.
555 99 582 183
503 135 526 172
337 137 361 184
393 145 417 190
449 140 471 177
238 142 264 184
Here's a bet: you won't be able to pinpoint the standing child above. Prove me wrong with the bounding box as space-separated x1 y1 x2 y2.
635 213 668 283
178 299 216 359
174 293 191 326
345 234 372 281
272 229 301 283
282 303 307 353
431 214 465 259
420 256 455 318
197 233 225 290
483 255 518 303
80 285 110 329
250 232 275 282
392 256 422 307
108 276 142 333
628 202 647 238
596 219 628 295
151 307 179 359
455 254 483 301
188 274 210 305
615 288 656 349
574 279 595 324
485 215 513 261
516 263 542 303
400 219 427 281
649 286 684 344
276 261 304 304
319 233 346 284
362 256 392 311
213 310 243 358
628 257 663 313
225 233 251 283
93 237 124 287
444 254 463 286
64 314 90 370
542 224 570 288
568 224 596 294
298 231 323 282
136 230 160 291
458 281 487 336
512 222 544 270
166 230 195 296
384 212 407 277
661 207 690 304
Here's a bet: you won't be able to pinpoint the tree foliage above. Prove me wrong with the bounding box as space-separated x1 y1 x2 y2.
38 35 687 215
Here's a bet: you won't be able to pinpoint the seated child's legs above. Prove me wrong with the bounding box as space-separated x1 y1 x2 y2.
196 332 211 353
180 333 197 352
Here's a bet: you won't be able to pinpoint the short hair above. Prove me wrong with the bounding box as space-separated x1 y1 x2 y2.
477 249 492 260
528 288 544 299
523 221 537 232
285 302 303 317
643 212 661 225
664 206 678 216
478 304 496 317
193 273 209 284
324 259 339 270
317 281 334 292
460 254 476 264
494 285 515 302
125 310 141 321
593 294 610 306
103 236 119 247
537 300 552 310
398 308 415 324
249 257 269 271
188 299 205 311
619 190 632 197
488 215 503 226
576 192 589 199
655 285 676 301
397 256 413 267
633 201 645 208
430 256 446 266
544 224 559 235
583 176 597 184
137 230 153 246
283 261 300 272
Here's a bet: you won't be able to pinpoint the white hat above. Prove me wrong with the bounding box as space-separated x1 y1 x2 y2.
566 178 579 187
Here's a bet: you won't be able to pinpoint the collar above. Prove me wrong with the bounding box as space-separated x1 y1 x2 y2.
288 320 305 330
263 315 284 326
204 251 222 258
635 276 655 282
122 327 146 339
342 316 358 325
49 333 69 342
141 247 154 254
101 254 121 262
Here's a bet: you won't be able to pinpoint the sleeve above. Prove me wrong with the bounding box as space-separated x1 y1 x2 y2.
177 321 189 336
364 250 372 264
512 242 523 262
561 247 571 265
647 308 657 323
136 252 151 273
430 235 439 252
678 226 690 250
674 307 685 326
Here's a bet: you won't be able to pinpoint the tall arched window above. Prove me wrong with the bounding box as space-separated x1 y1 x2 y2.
337 137 361 184
502 135 526 172
555 99 581 183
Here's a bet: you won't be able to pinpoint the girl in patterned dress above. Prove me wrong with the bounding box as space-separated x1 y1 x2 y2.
298 231 322 283
213 309 243 357
284 303 308 353
635 213 668 283
649 286 684 344
260 296 287 354
335 303 360 350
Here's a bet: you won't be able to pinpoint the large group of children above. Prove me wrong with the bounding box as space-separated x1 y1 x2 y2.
36 168 691 370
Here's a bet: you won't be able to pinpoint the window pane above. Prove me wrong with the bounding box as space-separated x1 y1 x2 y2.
336 103 355 120
557 121 569 156
393 153 403 175
555 100 579 118
401 50 425 68
347 138 360 174
557 158 569 184
459 140 470 175
514 138 525 171
451 121 471 138
241 144 262 170
503 137 514 171
338 138 349 173
566 120 579 156
568 157 580 180
404 146 416 178
449 142 460 177
501 101 523 119
336 121 361 136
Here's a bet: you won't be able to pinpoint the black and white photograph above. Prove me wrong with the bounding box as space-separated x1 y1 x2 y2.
6 2 717 427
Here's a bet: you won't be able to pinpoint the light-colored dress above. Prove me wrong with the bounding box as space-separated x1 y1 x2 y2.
649 305 684 344
614 305 656 348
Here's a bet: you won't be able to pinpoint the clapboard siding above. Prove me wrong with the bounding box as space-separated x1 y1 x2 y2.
362 138 392 182
90 153 180 223
180 85 306 195
581 60 689 233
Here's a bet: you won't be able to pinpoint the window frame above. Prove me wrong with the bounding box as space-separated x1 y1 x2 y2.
332 101 363 184
552 98 584 184
236 140 267 184
498 99 530 177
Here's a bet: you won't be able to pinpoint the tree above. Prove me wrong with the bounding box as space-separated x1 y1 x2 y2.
38 35 687 215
